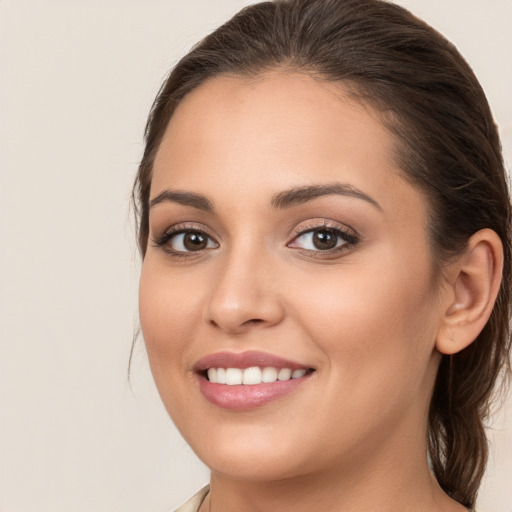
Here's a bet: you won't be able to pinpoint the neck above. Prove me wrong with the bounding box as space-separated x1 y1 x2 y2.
202 418 467 512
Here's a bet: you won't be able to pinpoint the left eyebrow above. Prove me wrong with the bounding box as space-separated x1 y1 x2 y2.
270 183 382 211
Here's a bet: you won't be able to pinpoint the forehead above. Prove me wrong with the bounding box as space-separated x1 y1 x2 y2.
151 71 424 221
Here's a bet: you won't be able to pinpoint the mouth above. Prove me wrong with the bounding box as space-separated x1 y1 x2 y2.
194 351 315 411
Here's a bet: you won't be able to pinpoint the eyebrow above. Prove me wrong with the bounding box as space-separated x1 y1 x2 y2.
270 183 381 210
150 190 215 212
149 182 381 213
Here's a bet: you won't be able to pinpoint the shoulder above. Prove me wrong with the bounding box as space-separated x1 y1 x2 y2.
173 486 210 512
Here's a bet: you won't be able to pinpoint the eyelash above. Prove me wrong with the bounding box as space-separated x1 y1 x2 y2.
288 222 359 256
151 224 218 259
151 222 359 258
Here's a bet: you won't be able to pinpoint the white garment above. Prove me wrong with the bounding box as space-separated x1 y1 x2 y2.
173 486 209 512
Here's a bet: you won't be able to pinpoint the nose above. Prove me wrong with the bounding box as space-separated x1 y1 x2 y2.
203 248 285 335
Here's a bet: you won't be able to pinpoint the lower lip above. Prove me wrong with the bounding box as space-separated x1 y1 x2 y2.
198 374 311 411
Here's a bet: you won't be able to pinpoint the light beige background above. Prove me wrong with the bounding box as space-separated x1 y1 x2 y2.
0 1 510 511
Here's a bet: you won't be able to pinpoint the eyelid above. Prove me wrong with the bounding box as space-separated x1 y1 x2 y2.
151 223 219 252
289 219 358 240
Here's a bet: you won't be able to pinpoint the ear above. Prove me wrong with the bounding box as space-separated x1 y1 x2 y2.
436 229 504 355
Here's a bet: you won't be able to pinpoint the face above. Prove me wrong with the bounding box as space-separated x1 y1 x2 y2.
139 72 443 482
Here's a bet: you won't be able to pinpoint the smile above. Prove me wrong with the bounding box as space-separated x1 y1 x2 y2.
195 351 315 410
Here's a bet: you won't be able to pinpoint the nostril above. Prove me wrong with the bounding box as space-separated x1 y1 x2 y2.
208 317 265 330
245 318 264 325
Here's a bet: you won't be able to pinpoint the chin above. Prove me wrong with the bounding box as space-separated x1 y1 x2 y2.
205 451 307 482
184 422 314 482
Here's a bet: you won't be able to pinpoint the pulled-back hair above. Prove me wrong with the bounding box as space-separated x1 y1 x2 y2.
132 0 511 507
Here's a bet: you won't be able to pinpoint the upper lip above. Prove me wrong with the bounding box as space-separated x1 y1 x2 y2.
194 350 313 372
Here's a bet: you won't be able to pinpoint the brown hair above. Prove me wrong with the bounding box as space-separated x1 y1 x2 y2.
132 0 511 507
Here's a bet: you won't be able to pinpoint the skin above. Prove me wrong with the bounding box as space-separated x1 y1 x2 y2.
138 71 494 511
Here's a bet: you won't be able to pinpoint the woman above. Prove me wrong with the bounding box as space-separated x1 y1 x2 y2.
132 0 511 510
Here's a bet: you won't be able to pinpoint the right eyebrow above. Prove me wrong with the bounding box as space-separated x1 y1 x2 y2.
149 190 215 213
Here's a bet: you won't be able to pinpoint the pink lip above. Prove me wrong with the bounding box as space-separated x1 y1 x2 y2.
194 351 314 411
194 350 311 372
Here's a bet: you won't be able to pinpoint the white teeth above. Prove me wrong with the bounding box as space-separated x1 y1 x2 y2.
225 368 243 385
242 366 262 385
262 367 278 383
277 368 292 381
216 367 226 384
207 366 309 385
292 369 307 379
207 368 217 383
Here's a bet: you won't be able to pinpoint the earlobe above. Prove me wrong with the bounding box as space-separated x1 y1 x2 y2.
436 229 503 355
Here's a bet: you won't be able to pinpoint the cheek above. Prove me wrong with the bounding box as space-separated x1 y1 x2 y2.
138 258 202 389
289 250 439 392
283 264 440 457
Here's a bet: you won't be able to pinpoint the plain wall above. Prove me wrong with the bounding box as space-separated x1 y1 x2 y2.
0 1 510 511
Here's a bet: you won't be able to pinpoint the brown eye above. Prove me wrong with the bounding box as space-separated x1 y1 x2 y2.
183 232 208 251
166 230 217 253
288 225 358 253
312 230 338 250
